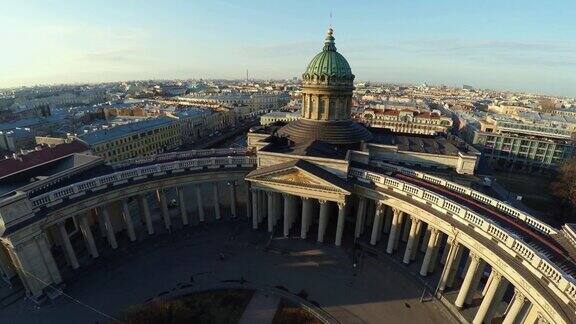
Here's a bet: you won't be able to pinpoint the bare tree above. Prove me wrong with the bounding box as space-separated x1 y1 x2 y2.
539 98 556 113
551 157 576 223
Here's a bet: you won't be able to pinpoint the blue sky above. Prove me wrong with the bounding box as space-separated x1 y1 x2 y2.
1 0 575 96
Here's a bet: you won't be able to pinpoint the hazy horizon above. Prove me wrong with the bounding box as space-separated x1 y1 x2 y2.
1 0 575 97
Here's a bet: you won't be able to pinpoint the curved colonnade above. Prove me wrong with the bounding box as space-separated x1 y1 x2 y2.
0 152 574 324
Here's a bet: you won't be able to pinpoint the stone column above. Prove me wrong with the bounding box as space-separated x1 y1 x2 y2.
484 276 510 323
121 199 136 241
502 289 526 324
139 194 154 235
420 228 439 276
472 271 508 324
229 183 237 218
301 197 313 239
273 194 281 227
354 197 367 238
317 200 329 243
465 258 486 305
438 239 460 293
403 218 420 264
57 222 79 269
335 202 346 246
461 254 472 280
365 200 375 228
401 216 412 242
259 190 266 223
213 183 221 220
251 189 259 229
455 252 485 308
195 185 205 222
370 203 384 245
283 194 291 237
96 208 107 238
289 196 298 230
410 220 423 261
79 216 98 258
267 192 275 232
383 206 392 234
177 186 189 225
482 271 495 297
394 210 405 250
441 240 452 265
429 232 444 273
245 183 252 220
100 206 117 249
386 208 403 254
158 189 171 230
420 226 431 253
446 246 464 288
522 305 541 324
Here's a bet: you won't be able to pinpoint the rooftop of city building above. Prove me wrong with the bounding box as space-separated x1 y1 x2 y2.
79 116 177 145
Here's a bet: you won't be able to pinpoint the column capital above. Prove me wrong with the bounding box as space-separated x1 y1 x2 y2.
469 251 481 262
537 314 549 324
392 208 403 217
492 270 503 280
411 217 421 225
512 288 526 303
318 199 328 205
337 202 345 210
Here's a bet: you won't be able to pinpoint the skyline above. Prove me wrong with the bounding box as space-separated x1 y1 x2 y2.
1 0 575 97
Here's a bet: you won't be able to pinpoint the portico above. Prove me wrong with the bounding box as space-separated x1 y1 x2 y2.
246 159 351 246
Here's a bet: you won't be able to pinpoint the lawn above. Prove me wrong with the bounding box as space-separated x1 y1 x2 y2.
117 289 254 324
272 300 323 324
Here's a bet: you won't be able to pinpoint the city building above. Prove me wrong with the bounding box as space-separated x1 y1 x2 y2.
472 114 576 169
359 109 453 135
365 131 480 174
80 117 182 163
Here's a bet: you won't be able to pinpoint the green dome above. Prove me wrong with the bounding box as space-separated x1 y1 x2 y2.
303 28 353 78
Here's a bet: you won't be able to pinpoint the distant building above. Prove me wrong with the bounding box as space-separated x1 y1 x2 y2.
472 115 576 169
0 128 35 153
359 109 453 135
0 139 92 183
366 131 480 174
80 117 181 163
178 110 235 145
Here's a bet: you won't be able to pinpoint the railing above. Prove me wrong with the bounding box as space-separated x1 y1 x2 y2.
112 148 250 168
30 156 256 208
370 160 557 235
349 166 576 309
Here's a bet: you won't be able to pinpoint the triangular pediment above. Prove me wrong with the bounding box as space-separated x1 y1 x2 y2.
246 160 351 194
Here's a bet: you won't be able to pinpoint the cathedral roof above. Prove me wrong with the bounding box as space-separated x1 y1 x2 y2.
303 28 353 79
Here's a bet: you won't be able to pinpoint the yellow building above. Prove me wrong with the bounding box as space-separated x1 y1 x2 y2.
81 117 182 163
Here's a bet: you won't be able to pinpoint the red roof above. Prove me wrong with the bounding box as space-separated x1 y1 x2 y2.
0 140 90 179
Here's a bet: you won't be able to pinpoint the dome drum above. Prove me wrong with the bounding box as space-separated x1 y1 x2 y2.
280 27 371 145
